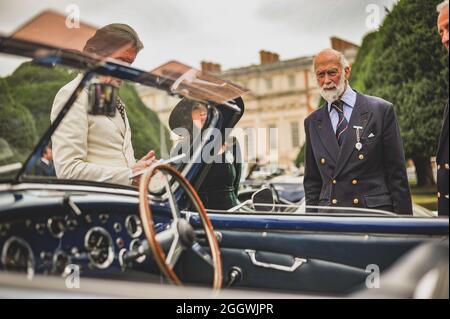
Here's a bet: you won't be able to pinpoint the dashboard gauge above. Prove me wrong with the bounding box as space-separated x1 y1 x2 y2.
52 250 70 275
47 217 66 239
125 215 142 238
1 237 35 278
84 227 114 269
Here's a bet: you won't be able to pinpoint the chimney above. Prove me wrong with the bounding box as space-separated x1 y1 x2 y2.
259 50 280 65
201 61 222 74
330 37 359 54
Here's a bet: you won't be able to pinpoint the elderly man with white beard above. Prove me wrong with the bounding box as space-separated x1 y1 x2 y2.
303 49 412 214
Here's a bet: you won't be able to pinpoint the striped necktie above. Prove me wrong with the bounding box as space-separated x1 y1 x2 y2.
331 100 348 146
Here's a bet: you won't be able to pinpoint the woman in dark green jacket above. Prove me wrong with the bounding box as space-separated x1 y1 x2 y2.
197 137 242 210
169 99 242 211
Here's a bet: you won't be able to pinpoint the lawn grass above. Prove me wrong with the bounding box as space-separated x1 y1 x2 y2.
411 185 438 211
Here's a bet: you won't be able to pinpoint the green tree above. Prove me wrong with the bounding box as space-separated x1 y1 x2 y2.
294 144 305 168
349 32 379 93
6 62 74 134
0 78 37 164
119 83 170 158
350 0 449 186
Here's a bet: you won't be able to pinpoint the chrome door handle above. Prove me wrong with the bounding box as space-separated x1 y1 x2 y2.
245 250 307 273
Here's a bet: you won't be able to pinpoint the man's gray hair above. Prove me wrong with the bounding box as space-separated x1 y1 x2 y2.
340 53 350 70
83 23 144 56
437 0 449 13
313 49 350 73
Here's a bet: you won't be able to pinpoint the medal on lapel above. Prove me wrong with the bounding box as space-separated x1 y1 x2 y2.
353 126 363 151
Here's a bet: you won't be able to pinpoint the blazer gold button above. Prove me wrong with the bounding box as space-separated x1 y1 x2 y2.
445 163 449 170
438 192 441 198
437 165 441 170
332 180 337 185
446 194 449 200
358 154 364 160
352 179 358 185
321 158 326 165
332 199 338 205
353 198 359 205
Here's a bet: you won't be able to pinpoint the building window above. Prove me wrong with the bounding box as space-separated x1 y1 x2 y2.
268 125 277 150
291 122 300 148
265 78 273 91
244 127 256 160
288 75 296 88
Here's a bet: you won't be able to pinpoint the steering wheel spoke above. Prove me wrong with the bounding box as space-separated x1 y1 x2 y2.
163 174 181 221
166 235 184 268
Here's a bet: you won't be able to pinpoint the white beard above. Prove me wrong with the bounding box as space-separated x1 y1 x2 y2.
319 72 347 104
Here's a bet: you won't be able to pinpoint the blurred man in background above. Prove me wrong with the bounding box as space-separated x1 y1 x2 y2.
35 145 56 177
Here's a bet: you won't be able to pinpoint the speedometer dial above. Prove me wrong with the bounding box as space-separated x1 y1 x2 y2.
84 227 114 269
1 237 35 278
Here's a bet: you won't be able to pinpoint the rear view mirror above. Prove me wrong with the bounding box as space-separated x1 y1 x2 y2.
88 82 117 116
252 188 275 213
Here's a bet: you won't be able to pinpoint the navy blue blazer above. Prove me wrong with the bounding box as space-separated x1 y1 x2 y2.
304 92 413 215
35 159 56 177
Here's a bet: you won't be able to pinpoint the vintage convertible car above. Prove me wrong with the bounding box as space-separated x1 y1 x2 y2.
0 19 448 299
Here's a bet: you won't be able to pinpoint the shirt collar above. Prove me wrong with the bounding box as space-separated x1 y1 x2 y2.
327 85 357 112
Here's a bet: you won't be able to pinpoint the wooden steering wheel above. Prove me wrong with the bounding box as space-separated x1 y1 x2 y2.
139 164 222 290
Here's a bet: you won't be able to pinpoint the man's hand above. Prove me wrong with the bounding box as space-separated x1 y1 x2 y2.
132 151 156 174
131 151 157 186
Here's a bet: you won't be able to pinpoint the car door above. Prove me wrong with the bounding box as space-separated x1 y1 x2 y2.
179 213 449 294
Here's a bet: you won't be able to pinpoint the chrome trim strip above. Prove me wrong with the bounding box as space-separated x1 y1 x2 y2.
306 205 397 216
0 184 12 192
8 183 141 198
0 163 22 175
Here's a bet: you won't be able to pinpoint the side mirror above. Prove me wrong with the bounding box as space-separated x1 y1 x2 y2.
88 82 118 116
252 188 275 213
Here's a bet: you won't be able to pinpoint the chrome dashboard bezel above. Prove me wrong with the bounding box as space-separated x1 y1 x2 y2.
84 227 115 270
125 215 143 239
1 236 35 279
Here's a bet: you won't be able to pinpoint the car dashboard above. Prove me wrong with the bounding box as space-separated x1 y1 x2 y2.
0 187 171 280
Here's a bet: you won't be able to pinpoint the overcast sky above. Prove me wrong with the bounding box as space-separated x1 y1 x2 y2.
0 0 398 76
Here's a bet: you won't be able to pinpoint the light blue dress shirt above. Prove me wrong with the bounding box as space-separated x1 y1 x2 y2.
327 85 357 133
